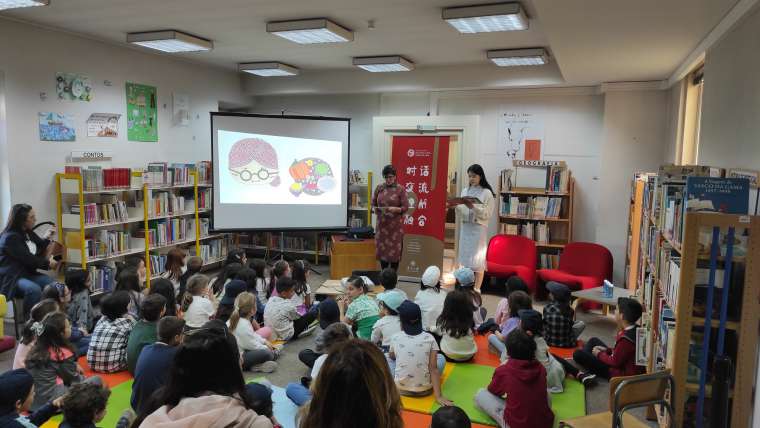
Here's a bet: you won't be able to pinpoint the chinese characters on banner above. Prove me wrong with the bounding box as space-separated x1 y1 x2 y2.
391 135 450 278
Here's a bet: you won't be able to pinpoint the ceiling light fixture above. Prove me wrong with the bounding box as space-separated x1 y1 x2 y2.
238 62 299 77
127 30 213 53
0 0 48 11
487 48 548 66
353 56 414 72
267 18 354 44
443 2 528 33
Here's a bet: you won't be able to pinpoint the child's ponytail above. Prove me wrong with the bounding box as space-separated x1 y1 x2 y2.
182 274 209 313
229 292 256 332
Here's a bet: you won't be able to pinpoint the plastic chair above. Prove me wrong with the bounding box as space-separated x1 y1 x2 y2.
484 234 537 293
537 242 612 308
559 370 675 428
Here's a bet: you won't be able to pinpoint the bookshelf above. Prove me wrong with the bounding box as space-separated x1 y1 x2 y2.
56 161 228 292
632 165 759 427
497 161 574 269
348 170 373 228
237 231 330 265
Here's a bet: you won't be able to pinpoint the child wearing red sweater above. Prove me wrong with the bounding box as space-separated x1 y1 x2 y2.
474 329 554 428
559 297 644 386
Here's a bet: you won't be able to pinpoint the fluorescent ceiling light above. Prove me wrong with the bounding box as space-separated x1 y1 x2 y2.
267 18 354 44
239 62 299 77
353 56 414 72
0 0 48 10
127 30 213 53
487 48 548 66
443 3 528 33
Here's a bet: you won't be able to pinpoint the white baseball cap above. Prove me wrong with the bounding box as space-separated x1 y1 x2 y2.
421 266 441 287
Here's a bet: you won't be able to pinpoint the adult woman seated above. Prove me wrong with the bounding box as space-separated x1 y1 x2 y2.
0 204 58 318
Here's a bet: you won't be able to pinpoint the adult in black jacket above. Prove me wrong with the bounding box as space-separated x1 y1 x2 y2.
0 204 58 317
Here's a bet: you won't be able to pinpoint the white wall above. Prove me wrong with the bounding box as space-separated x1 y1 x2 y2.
698 6 760 169
597 90 667 282
0 19 248 225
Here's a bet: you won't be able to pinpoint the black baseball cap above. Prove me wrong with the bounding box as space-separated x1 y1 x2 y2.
546 281 571 302
220 280 247 306
318 298 340 330
397 300 423 335
518 309 543 335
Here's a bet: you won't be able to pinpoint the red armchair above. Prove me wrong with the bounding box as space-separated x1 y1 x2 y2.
485 235 537 294
537 242 613 309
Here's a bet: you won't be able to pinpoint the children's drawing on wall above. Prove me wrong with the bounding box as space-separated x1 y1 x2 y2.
498 112 544 161
39 112 76 142
56 72 92 102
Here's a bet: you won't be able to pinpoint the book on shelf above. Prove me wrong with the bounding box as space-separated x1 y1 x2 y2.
88 265 116 294
149 253 167 276
137 218 190 247
683 176 749 215
498 222 550 243
500 195 563 218
85 230 131 258
196 161 213 184
78 201 129 225
191 238 229 264
539 253 560 269
146 162 168 186
199 189 211 209
502 161 570 193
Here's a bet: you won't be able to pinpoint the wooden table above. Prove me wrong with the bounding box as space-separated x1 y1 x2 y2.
315 279 385 298
572 286 632 315
329 234 378 279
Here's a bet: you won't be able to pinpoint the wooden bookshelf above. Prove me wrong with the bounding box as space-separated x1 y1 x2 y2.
348 170 373 229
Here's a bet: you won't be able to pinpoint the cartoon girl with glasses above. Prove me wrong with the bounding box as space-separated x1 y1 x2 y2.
228 138 281 187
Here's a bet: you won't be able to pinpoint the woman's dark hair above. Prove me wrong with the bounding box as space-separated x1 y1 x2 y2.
508 290 532 318
301 339 403 428
164 248 186 282
149 278 178 317
25 312 75 366
213 262 242 295
268 260 290 299
21 299 59 345
234 267 258 294
382 164 397 178
455 282 482 308
134 321 255 425
292 259 310 297
466 164 494 195
65 268 90 295
101 290 131 321
2 203 33 234
225 249 246 265
347 276 369 293
436 290 475 338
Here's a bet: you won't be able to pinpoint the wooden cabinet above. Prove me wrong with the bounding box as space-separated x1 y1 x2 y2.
329 234 378 279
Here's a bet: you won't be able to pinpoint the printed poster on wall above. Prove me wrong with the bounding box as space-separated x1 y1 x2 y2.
126 82 158 142
86 113 120 138
391 135 450 279
173 93 190 127
56 72 92 102
38 112 76 142
498 112 544 160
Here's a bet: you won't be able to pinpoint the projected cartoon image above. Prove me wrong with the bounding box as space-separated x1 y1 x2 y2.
288 157 335 197
228 138 281 187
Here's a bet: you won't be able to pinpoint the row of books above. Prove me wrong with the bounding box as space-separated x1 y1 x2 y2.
243 232 330 254
500 196 563 218
499 222 552 243
191 239 229 264
75 201 129 225
64 161 213 191
88 265 116 294
139 218 190 247
148 191 188 217
499 164 571 193
85 231 132 259
199 189 211 210
547 166 570 193
539 253 560 269
149 253 167 276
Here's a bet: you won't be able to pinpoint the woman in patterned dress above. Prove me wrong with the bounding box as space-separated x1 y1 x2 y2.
372 165 409 270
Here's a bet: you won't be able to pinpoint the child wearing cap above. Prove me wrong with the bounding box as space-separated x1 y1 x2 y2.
517 309 565 393
543 281 585 348
214 279 247 322
371 291 404 349
453 267 486 328
339 276 380 340
388 301 453 406
436 290 477 362
488 290 531 361
415 265 447 333
0 368 63 428
475 329 554 428
558 297 644 386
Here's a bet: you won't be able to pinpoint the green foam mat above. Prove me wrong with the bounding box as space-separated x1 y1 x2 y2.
549 379 586 425
40 380 133 428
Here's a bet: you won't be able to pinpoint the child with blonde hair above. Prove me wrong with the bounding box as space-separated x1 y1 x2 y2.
181 274 216 329
228 292 279 373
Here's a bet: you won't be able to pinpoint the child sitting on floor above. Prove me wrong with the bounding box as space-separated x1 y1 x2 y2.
559 297 644 386
13 299 59 370
371 291 404 350
178 256 203 300
285 322 352 406
298 298 342 368
436 290 477 362
87 291 136 373
215 279 247 322
479 276 529 334
339 276 381 340
291 259 314 315
41 282 90 357
65 268 95 341
388 301 453 406
263 277 318 341
518 309 565 393
228 292 279 373
267 260 291 299
488 290 531 360
453 268 486 328
415 265 447 334
543 281 585 348
114 269 145 319
380 267 407 299
475 329 554 428
431 406 472 428
182 274 217 329
0 368 64 428
126 294 166 375
60 382 111 428
250 259 270 303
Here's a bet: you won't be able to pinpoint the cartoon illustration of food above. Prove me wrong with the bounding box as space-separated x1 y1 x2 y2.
288 158 336 197
228 138 280 186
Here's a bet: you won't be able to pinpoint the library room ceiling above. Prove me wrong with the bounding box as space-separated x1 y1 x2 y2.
1 0 740 87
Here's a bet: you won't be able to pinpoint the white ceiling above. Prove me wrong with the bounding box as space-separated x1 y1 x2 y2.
1 0 740 89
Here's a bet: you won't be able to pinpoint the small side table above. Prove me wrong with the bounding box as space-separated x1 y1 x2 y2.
571 286 632 315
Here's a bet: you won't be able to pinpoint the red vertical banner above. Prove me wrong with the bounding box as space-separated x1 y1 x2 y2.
391 136 450 278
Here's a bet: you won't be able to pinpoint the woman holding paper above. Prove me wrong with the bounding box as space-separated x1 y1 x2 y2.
450 164 495 292
372 165 409 270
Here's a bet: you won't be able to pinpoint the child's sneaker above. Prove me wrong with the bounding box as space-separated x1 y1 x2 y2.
578 371 597 387
251 361 278 373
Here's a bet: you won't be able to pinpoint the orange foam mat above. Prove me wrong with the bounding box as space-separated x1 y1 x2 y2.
402 410 493 428
548 340 583 360
471 334 501 368
77 356 133 388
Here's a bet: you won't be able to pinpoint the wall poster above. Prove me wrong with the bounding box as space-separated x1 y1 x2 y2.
39 112 76 142
126 82 158 142
56 72 92 101
498 112 544 160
